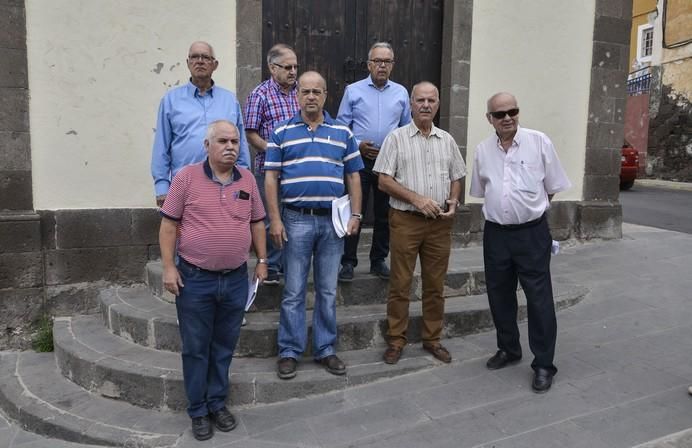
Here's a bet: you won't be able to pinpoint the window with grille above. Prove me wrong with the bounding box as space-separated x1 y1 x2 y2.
637 24 654 63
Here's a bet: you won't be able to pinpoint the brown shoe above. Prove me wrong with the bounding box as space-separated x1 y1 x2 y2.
423 343 452 363
383 345 403 364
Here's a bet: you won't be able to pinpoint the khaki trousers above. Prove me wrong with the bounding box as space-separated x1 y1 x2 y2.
386 209 453 348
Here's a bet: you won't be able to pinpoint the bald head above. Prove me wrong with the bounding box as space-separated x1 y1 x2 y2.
487 92 517 113
486 92 520 140
297 71 327 118
298 71 327 91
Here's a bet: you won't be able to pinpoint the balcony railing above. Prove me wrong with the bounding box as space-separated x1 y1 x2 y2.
627 73 651 96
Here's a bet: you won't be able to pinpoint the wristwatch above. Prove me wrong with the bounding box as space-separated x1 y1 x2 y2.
257 258 268 264
351 213 363 220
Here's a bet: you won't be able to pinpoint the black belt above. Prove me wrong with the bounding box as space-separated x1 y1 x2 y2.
486 214 545 230
285 204 331 216
400 209 436 219
179 257 241 275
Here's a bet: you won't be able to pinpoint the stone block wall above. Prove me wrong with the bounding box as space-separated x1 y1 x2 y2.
647 66 692 181
583 0 632 203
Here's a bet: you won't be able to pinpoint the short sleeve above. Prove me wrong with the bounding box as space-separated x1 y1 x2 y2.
160 168 189 220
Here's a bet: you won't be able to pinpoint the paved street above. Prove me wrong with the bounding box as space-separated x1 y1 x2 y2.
3 222 692 447
620 179 692 234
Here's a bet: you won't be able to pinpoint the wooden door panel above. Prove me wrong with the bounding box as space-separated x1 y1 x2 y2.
262 0 442 118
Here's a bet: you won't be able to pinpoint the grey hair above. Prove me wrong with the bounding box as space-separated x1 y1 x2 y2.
188 41 215 58
410 81 439 101
205 120 237 142
267 44 296 65
368 42 394 60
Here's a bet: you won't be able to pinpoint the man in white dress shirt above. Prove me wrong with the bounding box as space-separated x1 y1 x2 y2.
470 92 571 393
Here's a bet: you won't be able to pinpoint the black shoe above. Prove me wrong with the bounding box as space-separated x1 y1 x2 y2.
191 415 213 441
532 368 554 393
369 261 390 280
210 407 237 432
338 264 354 283
315 354 346 375
486 350 521 370
277 357 297 380
264 270 280 285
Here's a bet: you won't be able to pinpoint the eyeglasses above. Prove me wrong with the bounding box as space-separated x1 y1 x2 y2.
188 54 215 62
273 63 299 71
488 108 519 119
299 88 324 96
368 59 394 66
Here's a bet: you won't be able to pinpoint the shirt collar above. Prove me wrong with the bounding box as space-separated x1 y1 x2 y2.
203 158 241 182
289 110 335 126
186 79 216 97
495 126 523 148
408 121 441 138
269 77 297 95
367 75 390 90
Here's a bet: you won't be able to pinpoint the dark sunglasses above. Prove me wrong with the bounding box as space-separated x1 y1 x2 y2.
489 108 519 119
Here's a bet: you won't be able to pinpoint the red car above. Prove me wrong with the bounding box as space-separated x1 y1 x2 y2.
620 143 638 190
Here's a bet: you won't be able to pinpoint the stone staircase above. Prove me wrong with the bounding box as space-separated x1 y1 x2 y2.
0 245 588 446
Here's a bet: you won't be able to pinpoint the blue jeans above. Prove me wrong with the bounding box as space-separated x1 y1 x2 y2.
175 259 247 418
278 207 343 359
255 173 283 273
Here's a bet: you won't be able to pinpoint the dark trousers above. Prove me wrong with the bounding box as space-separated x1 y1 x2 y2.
175 259 247 418
342 165 390 267
482 215 557 374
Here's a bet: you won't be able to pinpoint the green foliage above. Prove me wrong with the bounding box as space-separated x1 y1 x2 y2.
32 316 54 352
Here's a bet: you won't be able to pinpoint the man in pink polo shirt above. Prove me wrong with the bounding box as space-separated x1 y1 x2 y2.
159 120 267 441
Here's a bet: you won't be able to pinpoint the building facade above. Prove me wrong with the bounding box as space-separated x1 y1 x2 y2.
0 0 631 348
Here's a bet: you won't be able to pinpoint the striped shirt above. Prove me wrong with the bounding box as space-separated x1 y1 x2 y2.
469 126 571 225
243 78 299 175
160 159 265 271
264 111 364 209
373 122 467 212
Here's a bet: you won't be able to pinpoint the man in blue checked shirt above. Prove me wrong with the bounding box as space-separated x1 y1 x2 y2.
243 44 300 285
336 42 411 283
151 41 250 206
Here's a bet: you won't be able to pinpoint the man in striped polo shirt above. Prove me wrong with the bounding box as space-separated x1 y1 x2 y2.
374 82 466 365
159 120 267 441
264 71 364 380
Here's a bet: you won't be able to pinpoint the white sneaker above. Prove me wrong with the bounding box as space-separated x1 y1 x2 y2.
688 386 692 395
242 317 247 327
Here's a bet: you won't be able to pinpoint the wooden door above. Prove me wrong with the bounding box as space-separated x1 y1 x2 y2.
262 0 443 117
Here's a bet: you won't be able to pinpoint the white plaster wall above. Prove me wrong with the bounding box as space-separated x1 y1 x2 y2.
27 0 237 209
466 0 596 202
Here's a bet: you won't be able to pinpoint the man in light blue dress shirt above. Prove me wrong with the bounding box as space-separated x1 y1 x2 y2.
151 41 250 206
336 42 411 282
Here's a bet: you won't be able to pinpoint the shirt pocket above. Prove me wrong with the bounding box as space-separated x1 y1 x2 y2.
230 197 252 221
513 161 542 194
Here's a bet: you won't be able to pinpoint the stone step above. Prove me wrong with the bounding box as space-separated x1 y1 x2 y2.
0 351 186 447
53 315 439 411
145 259 488 306
99 281 586 358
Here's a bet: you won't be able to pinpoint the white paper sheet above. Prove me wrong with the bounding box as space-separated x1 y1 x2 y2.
331 194 352 238
245 278 260 311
